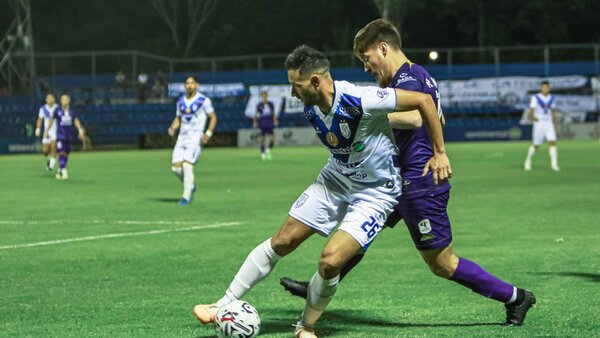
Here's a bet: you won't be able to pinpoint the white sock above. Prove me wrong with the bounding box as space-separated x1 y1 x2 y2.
182 162 194 200
49 157 56 169
301 272 340 328
217 238 281 307
171 166 183 182
549 146 558 166
526 145 536 161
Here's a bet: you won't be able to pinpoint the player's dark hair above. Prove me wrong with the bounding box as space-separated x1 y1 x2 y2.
184 75 198 83
354 19 402 55
60 92 69 97
284 45 330 76
540 81 550 86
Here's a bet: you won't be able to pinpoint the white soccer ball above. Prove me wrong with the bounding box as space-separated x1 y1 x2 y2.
213 300 261 338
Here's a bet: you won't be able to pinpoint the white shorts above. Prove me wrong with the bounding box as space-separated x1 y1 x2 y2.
532 121 557 145
289 167 401 250
42 129 57 145
172 141 202 164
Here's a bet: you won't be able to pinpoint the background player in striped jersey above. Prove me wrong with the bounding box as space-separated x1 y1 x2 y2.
34 93 59 171
253 90 278 160
45 94 85 180
168 76 217 206
524 81 560 171
281 19 536 326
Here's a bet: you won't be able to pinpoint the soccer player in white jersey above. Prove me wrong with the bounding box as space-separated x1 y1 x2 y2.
193 45 451 338
34 93 59 171
168 76 217 206
524 81 559 171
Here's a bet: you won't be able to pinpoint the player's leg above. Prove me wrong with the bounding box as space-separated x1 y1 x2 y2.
259 134 266 160
194 215 318 325
280 207 402 299
296 182 397 335
547 125 559 171
525 123 543 171
402 191 536 325
42 142 51 170
194 174 342 326
48 140 57 171
56 140 70 179
266 132 274 160
171 143 184 181
177 144 200 205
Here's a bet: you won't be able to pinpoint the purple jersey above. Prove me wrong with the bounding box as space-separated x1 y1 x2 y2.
53 107 78 141
391 63 450 198
256 101 275 127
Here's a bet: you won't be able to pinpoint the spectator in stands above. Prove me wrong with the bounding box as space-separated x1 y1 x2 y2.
152 70 167 101
115 70 127 90
253 90 278 160
137 70 149 103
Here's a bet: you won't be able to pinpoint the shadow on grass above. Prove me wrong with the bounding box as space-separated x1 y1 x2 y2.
149 197 181 203
536 271 600 282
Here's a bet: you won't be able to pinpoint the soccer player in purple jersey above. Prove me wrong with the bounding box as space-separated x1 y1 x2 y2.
45 94 85 180
281 19 536 326
253 90 278 160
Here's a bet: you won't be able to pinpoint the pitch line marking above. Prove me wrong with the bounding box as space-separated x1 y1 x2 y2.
0 221 241 250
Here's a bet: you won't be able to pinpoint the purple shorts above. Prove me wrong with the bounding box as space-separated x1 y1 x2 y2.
56 139 72 154
386 188 453 251
259 125 274 136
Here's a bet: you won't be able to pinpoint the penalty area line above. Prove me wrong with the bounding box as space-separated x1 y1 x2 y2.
0 221 241 250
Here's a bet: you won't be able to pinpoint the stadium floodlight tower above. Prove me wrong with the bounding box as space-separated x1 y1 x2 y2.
0 0 35 95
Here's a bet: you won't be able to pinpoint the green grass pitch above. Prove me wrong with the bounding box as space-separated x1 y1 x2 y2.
1 141 599 337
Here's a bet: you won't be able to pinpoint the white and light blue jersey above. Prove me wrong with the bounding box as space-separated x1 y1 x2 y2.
176 92 214 143
530 93 555 122
304 81 399 183
38 104 58 136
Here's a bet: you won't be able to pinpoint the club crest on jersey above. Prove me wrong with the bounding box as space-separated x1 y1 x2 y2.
418 219 432 234
377 89 389 98
326 132 339 147
185 107 191 113
339 121 351 139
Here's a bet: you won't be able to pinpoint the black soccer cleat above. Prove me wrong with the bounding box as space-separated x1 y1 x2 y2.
280 277 309 299
505 290 536 326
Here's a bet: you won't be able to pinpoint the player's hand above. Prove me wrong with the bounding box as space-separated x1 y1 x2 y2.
168 127 175 137
78 129 85 140
423 152 452 185
35 128 41 137
201 134 210 144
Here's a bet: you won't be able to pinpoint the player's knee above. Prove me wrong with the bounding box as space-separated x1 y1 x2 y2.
318 248 344 278
271 229 301 257
427 262 454 279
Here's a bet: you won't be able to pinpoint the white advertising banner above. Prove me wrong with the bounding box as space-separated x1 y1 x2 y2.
168 82 245 98
237 127 321 147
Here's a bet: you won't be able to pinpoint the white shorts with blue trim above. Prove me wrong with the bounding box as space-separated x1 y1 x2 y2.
288 166 400 250
172 140 202 164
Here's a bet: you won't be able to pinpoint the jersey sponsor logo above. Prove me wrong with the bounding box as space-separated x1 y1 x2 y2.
325 132 339 147
377 89 389 98
420 234 436 241
395 73 418 85
337 106 351 118
418 219 432 234
329 146 351 155
339 121 351 139
347 171 368 180
345 106 362 118
294 193 309 208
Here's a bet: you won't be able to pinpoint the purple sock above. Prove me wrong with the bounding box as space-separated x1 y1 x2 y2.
59 154 68 169
260 144 265 153
450 257 515 303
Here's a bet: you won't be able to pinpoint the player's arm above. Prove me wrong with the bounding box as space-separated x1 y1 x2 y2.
392 88 451 184
552 109 558 126
202 112 217 144
168 116 181 136
74 117 85 139
253 110 258 129
387 110 422 129
272 103 279 126
35 116 44 137
528 96 538 122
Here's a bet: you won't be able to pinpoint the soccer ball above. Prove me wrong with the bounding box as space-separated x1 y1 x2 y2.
213 300 261 338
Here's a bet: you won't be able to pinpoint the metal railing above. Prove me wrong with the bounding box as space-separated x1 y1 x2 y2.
4 43 600 87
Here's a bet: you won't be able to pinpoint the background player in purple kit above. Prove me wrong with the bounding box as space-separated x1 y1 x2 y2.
281 19 536 326
253 90 278 160
45 93 85 180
